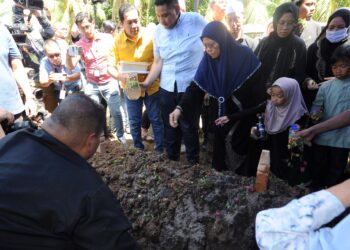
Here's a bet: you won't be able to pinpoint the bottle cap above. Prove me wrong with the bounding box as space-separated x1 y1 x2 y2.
291 123 298 130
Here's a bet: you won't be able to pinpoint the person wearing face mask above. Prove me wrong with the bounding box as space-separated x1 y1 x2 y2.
304 8 350 109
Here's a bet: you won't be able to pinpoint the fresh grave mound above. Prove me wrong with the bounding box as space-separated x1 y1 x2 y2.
91 141 304 250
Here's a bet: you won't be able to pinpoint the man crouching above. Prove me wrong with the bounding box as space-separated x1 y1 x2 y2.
0 93 140 249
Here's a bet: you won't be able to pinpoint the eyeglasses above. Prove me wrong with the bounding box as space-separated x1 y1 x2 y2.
277 21 295 28
48 53 61 59
203 42 219 50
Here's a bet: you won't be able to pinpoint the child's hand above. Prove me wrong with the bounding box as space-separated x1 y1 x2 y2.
296 128 314 145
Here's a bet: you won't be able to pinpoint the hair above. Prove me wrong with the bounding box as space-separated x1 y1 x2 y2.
43 39 61 54
154 0 179 8
75 12 93 25
291 0 303 7
50 93 106 138
272 2 299 30
53 21 68 32
102 20 117 33
331 44 350 65
118 3 139 23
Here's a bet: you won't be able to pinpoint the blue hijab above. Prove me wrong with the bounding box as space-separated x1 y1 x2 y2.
194 21 261 117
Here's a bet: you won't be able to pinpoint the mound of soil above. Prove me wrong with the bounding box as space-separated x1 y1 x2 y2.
91 141 304 250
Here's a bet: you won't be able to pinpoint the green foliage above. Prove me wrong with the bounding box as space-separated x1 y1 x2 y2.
2 0 350 30
245 0 350 25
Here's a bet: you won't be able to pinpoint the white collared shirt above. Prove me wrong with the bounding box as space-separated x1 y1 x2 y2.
153 12 207 93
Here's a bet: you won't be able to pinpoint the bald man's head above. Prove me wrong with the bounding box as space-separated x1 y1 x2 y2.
42 94 106 158
49 93 105 136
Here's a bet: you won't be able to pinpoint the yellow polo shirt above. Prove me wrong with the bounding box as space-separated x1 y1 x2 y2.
108 29 159 96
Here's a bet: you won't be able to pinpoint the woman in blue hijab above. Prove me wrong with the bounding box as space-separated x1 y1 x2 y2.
169 21 265 172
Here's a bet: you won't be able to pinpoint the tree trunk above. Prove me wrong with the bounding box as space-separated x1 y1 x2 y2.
193 0 199 12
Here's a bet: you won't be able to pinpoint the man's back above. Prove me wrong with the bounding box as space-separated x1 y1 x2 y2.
0 128 135 249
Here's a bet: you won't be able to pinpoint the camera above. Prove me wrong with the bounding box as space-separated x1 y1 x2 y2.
5 23 31 44
14 0 44 10
1 120 38 134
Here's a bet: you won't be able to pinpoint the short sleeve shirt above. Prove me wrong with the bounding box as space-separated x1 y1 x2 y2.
108 29 159 96
153 12 207 93
39 57 81 91
76 32 114 85
0 25 24 114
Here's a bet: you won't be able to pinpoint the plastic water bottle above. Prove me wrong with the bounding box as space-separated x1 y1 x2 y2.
288 123 299 149
289 123 298 138
257 115 266 137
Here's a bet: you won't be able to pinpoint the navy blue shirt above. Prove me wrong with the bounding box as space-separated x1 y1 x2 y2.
0 129 139 249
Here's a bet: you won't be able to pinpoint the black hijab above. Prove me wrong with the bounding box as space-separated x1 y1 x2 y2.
255 3 302 87
272 2 299 31
194 21 260 117
315 8 350 80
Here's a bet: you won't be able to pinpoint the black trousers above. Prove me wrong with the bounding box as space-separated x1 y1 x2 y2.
158 87 199 164
311 144 349 189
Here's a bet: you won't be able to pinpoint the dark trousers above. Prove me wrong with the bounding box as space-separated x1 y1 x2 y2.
212 125 229 171
311 144 349 189
141 110 150 130
159 87 199 164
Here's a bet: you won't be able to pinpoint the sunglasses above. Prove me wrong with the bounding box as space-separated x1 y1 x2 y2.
48 53 61 59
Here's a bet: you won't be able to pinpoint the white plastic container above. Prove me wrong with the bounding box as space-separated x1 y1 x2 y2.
119 61 150 73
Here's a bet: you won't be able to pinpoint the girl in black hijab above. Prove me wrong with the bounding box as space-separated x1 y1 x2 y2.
255 2 307 88
304 8 350 109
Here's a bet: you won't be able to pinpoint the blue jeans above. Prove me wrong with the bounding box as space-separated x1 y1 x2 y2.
125 92 163 153
119 88 130 129
159 88 199 163
84 82 124 138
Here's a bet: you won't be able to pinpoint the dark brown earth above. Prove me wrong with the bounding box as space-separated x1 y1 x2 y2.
90 141 304 250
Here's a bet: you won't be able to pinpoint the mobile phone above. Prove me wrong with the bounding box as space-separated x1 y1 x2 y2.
68 46 82 57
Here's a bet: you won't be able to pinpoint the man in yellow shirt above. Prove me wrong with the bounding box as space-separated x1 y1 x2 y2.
108 3 163 153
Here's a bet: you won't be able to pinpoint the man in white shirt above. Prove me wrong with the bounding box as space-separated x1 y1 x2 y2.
141 0 207 164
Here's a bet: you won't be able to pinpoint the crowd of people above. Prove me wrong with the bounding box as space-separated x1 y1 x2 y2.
1 0 350 248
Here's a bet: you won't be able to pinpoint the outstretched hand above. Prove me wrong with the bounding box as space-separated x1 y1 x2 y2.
24 98 37 118
296 128 316 143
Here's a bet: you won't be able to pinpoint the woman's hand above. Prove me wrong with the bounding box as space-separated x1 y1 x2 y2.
215 116 229 126
169 108 181 128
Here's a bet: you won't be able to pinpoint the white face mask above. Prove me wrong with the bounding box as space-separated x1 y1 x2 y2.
326 28 348 43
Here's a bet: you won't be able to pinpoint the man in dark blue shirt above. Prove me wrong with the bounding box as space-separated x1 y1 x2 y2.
0 94 139 249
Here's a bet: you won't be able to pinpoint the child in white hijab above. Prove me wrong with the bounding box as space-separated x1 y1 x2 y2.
264 77 308 185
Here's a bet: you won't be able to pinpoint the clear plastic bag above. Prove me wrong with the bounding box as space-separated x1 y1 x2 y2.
124 73 141 100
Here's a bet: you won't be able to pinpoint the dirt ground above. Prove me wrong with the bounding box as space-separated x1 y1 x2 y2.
90 140 305 250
